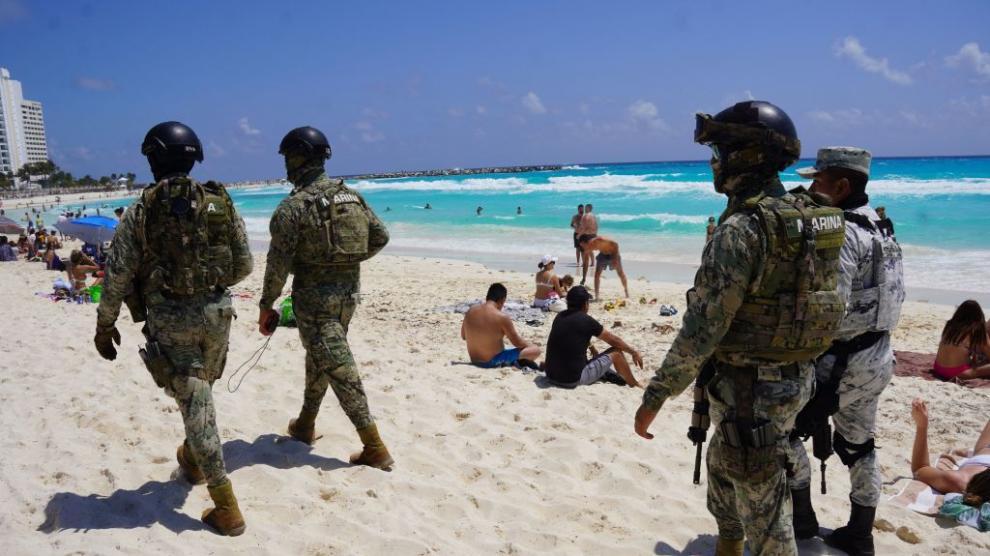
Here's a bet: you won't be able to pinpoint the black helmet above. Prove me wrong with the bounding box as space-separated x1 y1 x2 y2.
278 126 332 160
694 100 800 174
141 121 204 163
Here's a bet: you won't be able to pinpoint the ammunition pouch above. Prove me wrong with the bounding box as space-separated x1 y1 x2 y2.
718 419 784 483
139 341 172 388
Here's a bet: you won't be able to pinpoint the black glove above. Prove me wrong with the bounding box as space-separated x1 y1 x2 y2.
94 325 121 361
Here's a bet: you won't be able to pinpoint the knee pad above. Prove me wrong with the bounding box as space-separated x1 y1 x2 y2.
833 431 875 467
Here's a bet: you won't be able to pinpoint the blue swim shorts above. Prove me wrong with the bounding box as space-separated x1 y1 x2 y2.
476 348 522 369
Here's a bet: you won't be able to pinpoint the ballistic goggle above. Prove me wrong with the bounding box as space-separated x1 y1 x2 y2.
694 113 800 159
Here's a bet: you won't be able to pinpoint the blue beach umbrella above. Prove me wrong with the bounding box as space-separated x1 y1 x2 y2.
55 215 119 245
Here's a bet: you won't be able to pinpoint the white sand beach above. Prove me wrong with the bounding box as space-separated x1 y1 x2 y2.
1 253 988 555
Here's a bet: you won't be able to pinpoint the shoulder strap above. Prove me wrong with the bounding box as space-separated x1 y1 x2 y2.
843 211 878 233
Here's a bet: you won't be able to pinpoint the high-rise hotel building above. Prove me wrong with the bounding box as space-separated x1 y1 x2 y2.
0 67 49 175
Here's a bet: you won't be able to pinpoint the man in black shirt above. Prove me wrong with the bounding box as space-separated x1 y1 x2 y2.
544 286 644 388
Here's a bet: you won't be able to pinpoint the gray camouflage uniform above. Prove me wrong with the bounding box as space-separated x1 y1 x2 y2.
790 202 905 506
97 176 253 487
259 168 389 430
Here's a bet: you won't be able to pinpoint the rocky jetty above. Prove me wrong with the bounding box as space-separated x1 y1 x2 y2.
339 164 561 181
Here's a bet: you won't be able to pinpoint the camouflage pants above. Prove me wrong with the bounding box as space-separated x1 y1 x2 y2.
293 287 373 430
146 292 234 488
706 364 814 556
790 336 893 506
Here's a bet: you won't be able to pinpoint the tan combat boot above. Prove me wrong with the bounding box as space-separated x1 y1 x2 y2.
202 479 246 536
350 422 394 471
714 537 744 556
287 409 319 444
176 441 205 485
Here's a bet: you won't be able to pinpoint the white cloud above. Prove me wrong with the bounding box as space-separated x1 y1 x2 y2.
834 36 913 85
627 99 669 131
945 42 990 79
354 121 384 143
75 77 115 91
69 146 94 161
237 117 260 136
207 140 226 158
807 108 865 127
720 90 755 106
521 92 547 114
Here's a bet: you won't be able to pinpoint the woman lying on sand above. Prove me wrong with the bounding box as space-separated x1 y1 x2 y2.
933 300 990 381
911 398 990 507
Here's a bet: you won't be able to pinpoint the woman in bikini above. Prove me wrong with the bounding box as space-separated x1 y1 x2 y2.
911 398 990 507
532 255 565 311
933 300 990 380
68 250 103 293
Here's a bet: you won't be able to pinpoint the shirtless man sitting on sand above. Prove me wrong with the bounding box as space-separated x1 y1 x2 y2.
461 283 542 369
910 398 990 504
579 235 629 299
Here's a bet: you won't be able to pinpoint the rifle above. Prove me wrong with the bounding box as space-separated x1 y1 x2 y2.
687 359 717 485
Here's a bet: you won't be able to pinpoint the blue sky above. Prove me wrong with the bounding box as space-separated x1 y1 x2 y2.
1 0 988 181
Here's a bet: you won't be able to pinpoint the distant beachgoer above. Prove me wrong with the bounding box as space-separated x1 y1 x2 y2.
876 206 895 239
516 206 522 215
910 398 990 502
580 203 598 268
570 204 585 267
0 236 16 262
68 250 102 292
533 255 565 311
706 216 716 243
114 207 125 220
461 283 541 369
385 207 391 212
424 203 432 210
933 300 990 380
579 234 629 299
476 206 483 216
544 286 644 388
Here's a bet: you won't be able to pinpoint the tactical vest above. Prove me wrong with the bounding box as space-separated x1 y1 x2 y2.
136 177 235 297
716 190 846 363
836 211 904 336
290 177 372 268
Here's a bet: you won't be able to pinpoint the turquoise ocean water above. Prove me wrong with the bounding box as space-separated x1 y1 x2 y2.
58 156 990 293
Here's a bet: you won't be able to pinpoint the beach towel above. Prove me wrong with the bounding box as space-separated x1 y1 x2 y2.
889 449 971 515
893 350 990 389
438 299 545 323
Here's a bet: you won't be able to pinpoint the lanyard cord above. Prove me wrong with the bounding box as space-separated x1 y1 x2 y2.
226 335 273 393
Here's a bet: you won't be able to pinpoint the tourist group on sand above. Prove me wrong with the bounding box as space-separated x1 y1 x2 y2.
83 100 990 556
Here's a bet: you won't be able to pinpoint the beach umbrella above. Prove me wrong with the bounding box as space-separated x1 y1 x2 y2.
55 215 119 245
0 216 24 235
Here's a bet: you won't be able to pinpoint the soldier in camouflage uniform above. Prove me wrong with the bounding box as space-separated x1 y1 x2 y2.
634 101 846 556
788 148 905 555
94 121 253 536
258 126 393 470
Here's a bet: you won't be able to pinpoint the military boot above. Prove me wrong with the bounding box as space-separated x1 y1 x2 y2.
714 537 744 556
202 479 246 536
287 409 318 444
176 441 205 485
825 502 876 556
350 422 394 471
791 486 820 539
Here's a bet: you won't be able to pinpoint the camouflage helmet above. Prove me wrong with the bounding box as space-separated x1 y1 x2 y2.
695 101 800 177
279 126 332 160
